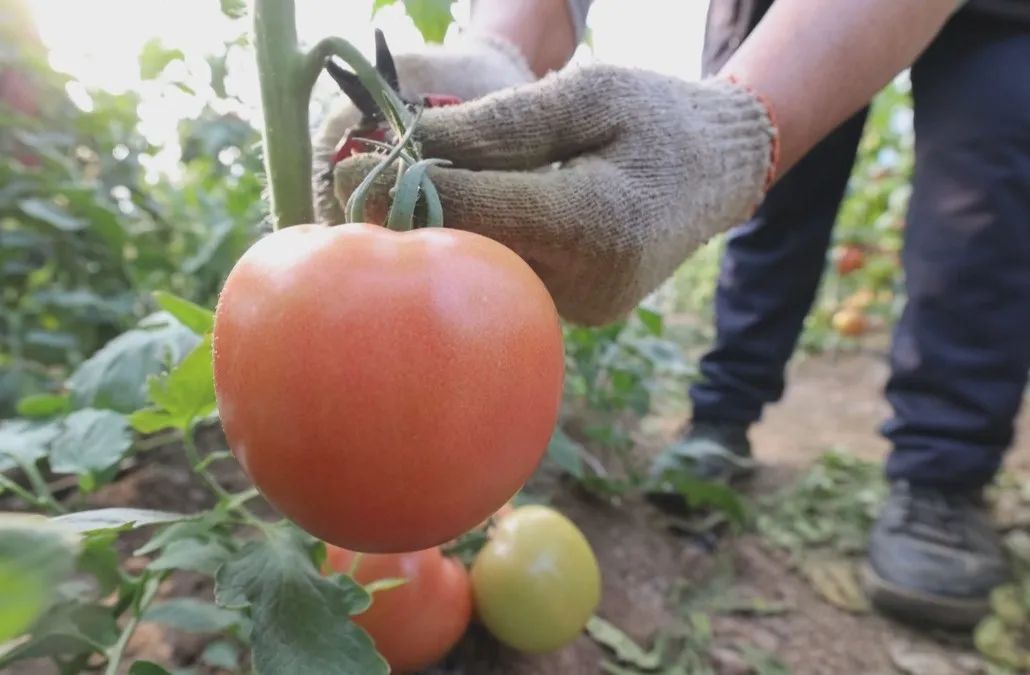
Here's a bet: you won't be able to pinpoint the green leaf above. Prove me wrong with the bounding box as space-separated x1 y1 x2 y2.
0 514 80 642
16 393 71 418
201 640 239 670
149 537 232 576
547 427 585 479
214 525 387 675
152 291 214 336
0 418 62 471
664 474 748 527
139 38 185 79
78 531 121 594
219 0 247 19
48 408 132 476
635 307 664 336
371 0 398 16
129 662 172 675
586 616 662 670
68 312 200 413
143 598 240 634
18 198 87 231
134 334 215 431
135 511 227 556
0 600 119 666
51 508 188 534
402 0 455 43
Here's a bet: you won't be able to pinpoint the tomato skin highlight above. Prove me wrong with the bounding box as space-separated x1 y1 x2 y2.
213 223 564 553
471 505 601 653
324 545 472 673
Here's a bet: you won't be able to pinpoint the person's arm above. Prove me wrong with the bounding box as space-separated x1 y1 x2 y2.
468 0 580 77
723 0 956 178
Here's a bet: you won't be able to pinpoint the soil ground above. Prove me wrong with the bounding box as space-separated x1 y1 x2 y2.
9 350 1030 674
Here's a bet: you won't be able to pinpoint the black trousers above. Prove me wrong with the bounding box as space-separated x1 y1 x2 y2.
690 6 1030 489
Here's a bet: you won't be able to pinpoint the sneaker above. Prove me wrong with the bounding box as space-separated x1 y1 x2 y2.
863 480 1010 629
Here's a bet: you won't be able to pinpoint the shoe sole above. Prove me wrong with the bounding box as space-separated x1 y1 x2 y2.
860 562 990 630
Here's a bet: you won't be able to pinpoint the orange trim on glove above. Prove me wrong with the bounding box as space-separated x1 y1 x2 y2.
725 74 780 191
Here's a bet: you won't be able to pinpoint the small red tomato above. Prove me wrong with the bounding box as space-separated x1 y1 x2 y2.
213 223 564 553
832 307 868 337
324 545 472 673
835 245 865 276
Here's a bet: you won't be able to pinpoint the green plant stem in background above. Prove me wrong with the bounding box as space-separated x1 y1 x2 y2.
253 0 411 228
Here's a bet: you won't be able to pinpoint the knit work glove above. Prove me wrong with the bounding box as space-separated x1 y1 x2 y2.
313 33 535 223
320 63 777 326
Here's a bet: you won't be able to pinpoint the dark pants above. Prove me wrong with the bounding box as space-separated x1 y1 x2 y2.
690 9 1030 489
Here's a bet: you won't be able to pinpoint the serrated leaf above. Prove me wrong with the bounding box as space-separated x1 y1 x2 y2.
153 291 214 336
143 599 240 634
214 525 386 675
16 393 71 418
18 198 86 231
149 538 232 575
0 419 62 471
402 0 455 43
139 38 185 79
68 312 200 413
547 427 585 479
0 514 80 642
129 662 172 675
142 335 215 430
586 616 662 670
48 408 131 476
51 508 187 534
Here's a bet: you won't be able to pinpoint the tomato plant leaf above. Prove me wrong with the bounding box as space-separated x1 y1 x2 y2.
139 38 185 80
402 0 455 43
128 662 172 675
547 427 585 479
77 531 122 595
635 307 664 336
586 616 663 670
143 598 240 633
135 511 228 556
201 639 239 670
0 514 79 642
0 600 119 666
219 0 247 19
16 393 71 419
0 418 62 471
137 335 215 431
148 537 232 576
214 525 386 675
48 408 132 476
371 0 398 15
51 508 188 534
17 198 87 232
153 291 214 336
68 312 200 413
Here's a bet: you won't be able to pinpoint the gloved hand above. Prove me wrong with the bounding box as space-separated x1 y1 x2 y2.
321 63 778 326
313 33 535 224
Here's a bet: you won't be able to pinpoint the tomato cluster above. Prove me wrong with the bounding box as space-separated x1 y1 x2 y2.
323 505 601 671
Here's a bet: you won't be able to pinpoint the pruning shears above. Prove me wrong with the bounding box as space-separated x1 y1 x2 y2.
324 29 462 169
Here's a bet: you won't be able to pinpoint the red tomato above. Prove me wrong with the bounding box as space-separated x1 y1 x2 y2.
834 245 865 276
213 223 564 552
832 307 868 337
324 545 472 673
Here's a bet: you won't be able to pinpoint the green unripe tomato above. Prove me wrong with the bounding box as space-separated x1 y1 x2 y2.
470 505 601 653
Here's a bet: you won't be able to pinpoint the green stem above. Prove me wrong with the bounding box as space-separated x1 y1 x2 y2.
345 108 423 223
182 425 233 502
0 473 50 511
253 0 312 227
385 158 451 231
104 576 161 675
20 460 66 514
